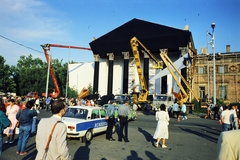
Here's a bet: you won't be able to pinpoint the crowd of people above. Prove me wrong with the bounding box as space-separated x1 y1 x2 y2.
1 93 240 159
0 96 39 157
167 99 188 122
203 103 240 131
213 103 240 159
0 95 72 159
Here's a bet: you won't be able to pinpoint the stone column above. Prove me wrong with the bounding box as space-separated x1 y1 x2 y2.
143 51 150 91
107 53 114 96
122 52 129 94
93 54 100 94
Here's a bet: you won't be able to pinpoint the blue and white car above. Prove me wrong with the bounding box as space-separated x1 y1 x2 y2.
62 106 116 142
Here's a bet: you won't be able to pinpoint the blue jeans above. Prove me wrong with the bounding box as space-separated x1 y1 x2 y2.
17 125 31 153
0 133 3 157
222 123 232 131
31 117 37 133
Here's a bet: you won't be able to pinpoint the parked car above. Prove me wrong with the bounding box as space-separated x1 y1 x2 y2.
103 103 137 121
111 94 133 104
62 106 116 142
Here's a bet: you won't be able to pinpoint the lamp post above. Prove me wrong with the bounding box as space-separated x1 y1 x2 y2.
45 53 51 98
210 23 216 105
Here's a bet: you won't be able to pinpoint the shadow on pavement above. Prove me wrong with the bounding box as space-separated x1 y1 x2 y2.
73 142 91 160
179 127 219 143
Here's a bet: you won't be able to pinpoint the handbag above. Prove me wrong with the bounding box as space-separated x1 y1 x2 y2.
16 110 22 128
42 121 61 160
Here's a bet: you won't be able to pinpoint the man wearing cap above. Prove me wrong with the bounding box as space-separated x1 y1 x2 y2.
105 100 116 141
118 101 130 142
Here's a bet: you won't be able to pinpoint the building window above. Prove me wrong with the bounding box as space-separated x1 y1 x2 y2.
199 86 205 99
198 67 204 74
219 66 224 73
219 86 227 100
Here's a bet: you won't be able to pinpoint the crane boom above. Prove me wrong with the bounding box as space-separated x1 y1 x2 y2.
159 49 199 105
41 44 92 98
130 37 163 103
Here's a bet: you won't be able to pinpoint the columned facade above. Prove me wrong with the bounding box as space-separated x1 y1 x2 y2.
122 52 129 94
107 53 114 95
143 51 150 91
93 54 100 94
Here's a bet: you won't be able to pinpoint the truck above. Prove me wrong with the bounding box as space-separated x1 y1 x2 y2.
151 94 175 111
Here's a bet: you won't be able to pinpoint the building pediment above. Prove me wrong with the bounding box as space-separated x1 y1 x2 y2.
89 18 195 59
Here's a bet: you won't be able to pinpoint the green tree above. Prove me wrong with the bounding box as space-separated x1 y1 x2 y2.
66 86 78 98
0 56 16 93
87 83 93 94
13 55 47 96
48 59 68 97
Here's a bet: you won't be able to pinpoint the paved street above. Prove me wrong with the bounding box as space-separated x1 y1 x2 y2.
1 110 222 160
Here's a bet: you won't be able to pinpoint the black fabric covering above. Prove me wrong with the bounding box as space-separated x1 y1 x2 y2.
89 18 193 58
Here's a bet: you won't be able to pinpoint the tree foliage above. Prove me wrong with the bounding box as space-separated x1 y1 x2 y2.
13 55 47 96
0 56 16 93
66 86 78 98
0 54 77 98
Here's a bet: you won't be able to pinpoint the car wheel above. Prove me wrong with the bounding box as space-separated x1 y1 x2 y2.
112 125 116 134
83 129 93 142
132 116 137 121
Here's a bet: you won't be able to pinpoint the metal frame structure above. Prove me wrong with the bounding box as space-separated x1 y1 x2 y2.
159 49 199 105
130 36 163 103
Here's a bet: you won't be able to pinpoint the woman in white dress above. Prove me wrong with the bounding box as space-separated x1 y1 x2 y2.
4 99 20 143
153 104 169 148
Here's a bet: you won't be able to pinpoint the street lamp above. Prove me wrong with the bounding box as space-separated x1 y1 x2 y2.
45 53 51 98
209 23 216 105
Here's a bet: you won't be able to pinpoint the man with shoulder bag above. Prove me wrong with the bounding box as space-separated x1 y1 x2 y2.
35 99 71 160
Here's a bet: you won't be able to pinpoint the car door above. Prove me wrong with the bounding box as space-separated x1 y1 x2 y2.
91 109 107 133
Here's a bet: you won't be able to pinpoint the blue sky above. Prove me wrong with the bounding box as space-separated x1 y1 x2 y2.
1 0 240 66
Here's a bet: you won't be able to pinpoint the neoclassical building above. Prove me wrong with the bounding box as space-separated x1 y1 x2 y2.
86 18 196 98
193 46 240 103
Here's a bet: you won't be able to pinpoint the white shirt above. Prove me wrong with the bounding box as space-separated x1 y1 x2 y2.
230 109 237 118
221 110 233 124
219 106 223 112
172 103 179 111
35 99 40 105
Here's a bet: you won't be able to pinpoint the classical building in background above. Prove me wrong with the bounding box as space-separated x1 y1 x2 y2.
192 45 240 103
89 18 196 97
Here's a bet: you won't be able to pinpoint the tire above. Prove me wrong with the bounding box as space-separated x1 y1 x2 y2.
132 116 137 121
83 129 93 142
112 125 116 134
140 103 146 111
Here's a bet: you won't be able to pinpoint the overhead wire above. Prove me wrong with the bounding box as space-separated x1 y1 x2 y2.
0 34 43 54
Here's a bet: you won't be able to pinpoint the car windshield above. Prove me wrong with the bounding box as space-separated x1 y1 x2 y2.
64 108 88 119
154 96 168 101
114 95 131 101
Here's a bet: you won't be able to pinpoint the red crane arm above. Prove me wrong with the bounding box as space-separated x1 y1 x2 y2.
41 44 92 98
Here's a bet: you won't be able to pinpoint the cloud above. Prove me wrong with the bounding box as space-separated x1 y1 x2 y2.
0 0 69 42
0 0 73 65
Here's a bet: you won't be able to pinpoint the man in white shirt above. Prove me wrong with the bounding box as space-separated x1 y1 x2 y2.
220 105 234 131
